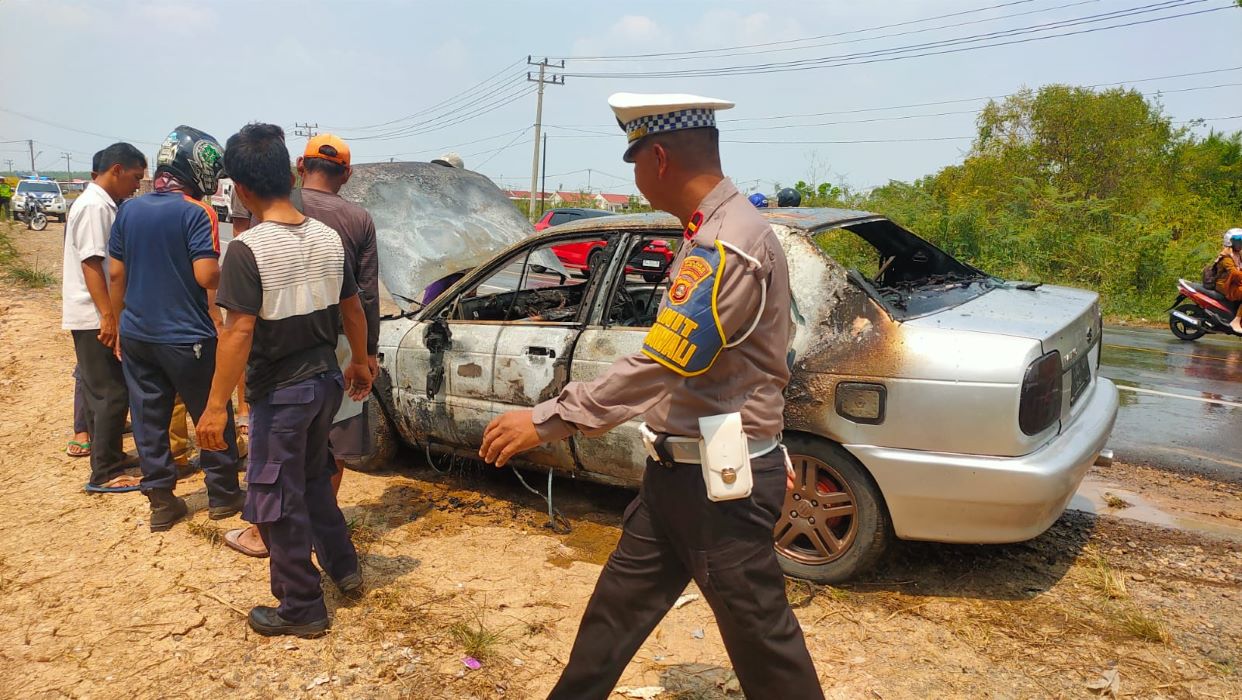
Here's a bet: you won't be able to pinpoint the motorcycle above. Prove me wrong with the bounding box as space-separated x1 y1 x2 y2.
1168 278 1240 341
15 194 48 231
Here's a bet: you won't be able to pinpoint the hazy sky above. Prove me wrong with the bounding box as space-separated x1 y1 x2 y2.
2 0 1239 196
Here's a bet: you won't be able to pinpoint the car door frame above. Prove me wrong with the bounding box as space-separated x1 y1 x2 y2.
410 228 625 470
567 226 684 484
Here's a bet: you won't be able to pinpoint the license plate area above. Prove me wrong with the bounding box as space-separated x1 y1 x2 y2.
1069 356 1091 405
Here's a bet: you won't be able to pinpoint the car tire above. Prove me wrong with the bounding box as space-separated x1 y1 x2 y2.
585 248 604 277
774 433 891 584
1169 304 1207 341
345 398 398 473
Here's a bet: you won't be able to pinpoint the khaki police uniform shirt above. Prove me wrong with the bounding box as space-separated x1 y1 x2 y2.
531 178 793 441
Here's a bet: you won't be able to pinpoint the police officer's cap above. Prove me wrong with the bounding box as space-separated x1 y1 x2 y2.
609 93 735 163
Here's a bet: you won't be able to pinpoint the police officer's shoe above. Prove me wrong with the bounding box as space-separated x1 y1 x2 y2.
208 491 247 520
146 489 188 532
333 570 365 599
247 606 330 638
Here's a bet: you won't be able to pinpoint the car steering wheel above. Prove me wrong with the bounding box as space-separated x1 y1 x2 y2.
612 285 645 326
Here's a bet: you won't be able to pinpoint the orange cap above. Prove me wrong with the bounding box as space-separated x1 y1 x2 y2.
304 133 351 167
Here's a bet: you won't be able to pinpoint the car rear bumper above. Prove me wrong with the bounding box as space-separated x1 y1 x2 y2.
845 378 1119 544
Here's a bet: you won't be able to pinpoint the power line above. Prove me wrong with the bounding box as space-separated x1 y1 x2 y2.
565 0 1102 63
338 73 529 140
368 126 531 161
472 127 534 168
325 58 526 132
0 107 161 145
555 0 1044 60
561 1 1231 78
345 84 536 142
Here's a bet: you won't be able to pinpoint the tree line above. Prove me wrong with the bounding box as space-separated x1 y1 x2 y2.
794 85 1241 319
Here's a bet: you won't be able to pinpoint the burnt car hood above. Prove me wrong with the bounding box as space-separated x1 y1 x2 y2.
339 162 537 311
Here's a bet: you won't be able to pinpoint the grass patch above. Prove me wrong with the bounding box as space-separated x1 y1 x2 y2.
1084 546 1128 599
1117 608 1171 644
449 612 505 661
0 223 54 288
1103 492 1132 510
184 519 224 546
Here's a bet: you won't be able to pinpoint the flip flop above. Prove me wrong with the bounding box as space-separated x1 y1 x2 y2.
235 414 249 437
83 475 142 494
66 440 91 458
224 528 269 558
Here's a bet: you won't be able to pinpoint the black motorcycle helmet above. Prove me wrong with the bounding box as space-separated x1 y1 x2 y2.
155 125 225 199
776 187 802 207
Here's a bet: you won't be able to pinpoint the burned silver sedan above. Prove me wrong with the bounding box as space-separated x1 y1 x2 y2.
347 163 1119 583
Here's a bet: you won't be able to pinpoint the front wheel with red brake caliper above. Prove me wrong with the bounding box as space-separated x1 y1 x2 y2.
773 434 891 584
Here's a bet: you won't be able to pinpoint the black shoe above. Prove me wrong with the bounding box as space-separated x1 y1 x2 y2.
208 491 246 520
146 489 188 532
333 570 365 599
247 606 329 638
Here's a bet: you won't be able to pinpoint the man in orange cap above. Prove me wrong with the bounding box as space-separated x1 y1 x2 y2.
224 133 381 563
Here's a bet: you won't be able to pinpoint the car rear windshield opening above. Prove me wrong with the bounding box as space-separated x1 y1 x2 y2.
813 219 994 319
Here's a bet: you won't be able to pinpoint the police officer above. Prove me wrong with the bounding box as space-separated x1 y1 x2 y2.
480 93 824 699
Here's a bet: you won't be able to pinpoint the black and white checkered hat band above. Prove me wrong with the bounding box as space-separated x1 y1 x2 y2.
624 108 717 143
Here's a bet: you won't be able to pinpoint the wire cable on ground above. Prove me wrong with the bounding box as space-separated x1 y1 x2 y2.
511 467 572 534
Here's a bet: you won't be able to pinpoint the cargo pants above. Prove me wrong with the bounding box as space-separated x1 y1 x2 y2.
245 371 359 624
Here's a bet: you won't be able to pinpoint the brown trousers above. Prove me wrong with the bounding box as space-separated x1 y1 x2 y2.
1219 268 1242 302
547 452 824 700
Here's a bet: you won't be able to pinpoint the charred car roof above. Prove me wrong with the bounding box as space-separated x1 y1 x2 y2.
546 207 885 235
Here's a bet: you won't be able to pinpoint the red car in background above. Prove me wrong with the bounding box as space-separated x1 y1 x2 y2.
538 208 674 283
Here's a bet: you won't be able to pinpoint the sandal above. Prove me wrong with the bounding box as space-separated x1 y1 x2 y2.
224 527 269 558
235 414 249 438
66 440 91 458
83 474 142 493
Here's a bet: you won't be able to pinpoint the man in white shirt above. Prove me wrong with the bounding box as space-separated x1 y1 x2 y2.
62 142 147 492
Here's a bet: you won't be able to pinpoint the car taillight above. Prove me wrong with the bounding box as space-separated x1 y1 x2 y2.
1019 350 1062 436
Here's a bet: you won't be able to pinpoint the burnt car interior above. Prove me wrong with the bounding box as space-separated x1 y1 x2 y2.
448 237 606 323
820 219 997 318
605 234 676 328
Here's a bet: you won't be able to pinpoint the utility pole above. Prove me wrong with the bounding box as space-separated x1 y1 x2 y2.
4 159 13 174
28 140 36 174
539 132 548 216
526 56 563 222
293 123 319 139
61 152 72 177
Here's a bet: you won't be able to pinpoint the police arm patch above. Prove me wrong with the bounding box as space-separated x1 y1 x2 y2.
641 241 727 377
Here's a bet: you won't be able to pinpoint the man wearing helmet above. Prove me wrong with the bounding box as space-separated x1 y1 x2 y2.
1213 228 1242 333
107 125 245 531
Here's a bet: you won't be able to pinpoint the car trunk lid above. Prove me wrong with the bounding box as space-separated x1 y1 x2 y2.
905 283 1103 427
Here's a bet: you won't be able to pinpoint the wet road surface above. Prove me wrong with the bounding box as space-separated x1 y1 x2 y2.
1102 325 1242 483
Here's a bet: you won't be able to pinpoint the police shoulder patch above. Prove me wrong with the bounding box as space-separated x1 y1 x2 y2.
642 241 728 377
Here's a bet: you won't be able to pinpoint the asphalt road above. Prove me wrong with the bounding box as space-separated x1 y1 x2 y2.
1101 325 1242 483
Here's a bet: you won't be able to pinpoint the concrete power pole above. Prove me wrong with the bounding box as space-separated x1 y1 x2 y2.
4 159 13 174
62 152 72 177
293 123 319 139
526 57 563 222
28 140 36 174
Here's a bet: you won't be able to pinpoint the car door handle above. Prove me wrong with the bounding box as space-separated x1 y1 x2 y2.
526 346 556 359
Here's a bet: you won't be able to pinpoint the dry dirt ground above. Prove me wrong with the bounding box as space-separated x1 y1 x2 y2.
1 222 1240 699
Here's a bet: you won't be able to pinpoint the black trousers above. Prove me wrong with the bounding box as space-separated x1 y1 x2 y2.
119 336 240 505
548 451 825 700
71 330 130 485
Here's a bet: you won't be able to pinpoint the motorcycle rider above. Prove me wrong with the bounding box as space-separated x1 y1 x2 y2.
1213 228 1242 333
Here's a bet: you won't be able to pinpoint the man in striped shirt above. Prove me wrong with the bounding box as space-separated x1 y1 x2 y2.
197 123 372 638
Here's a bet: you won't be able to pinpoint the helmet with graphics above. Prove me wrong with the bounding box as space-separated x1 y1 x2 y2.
777 187 802 207
155 125 225 199
748 192 769 208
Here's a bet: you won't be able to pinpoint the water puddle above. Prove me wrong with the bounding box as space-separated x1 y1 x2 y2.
1070 476 1242 541
546 519 620 568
